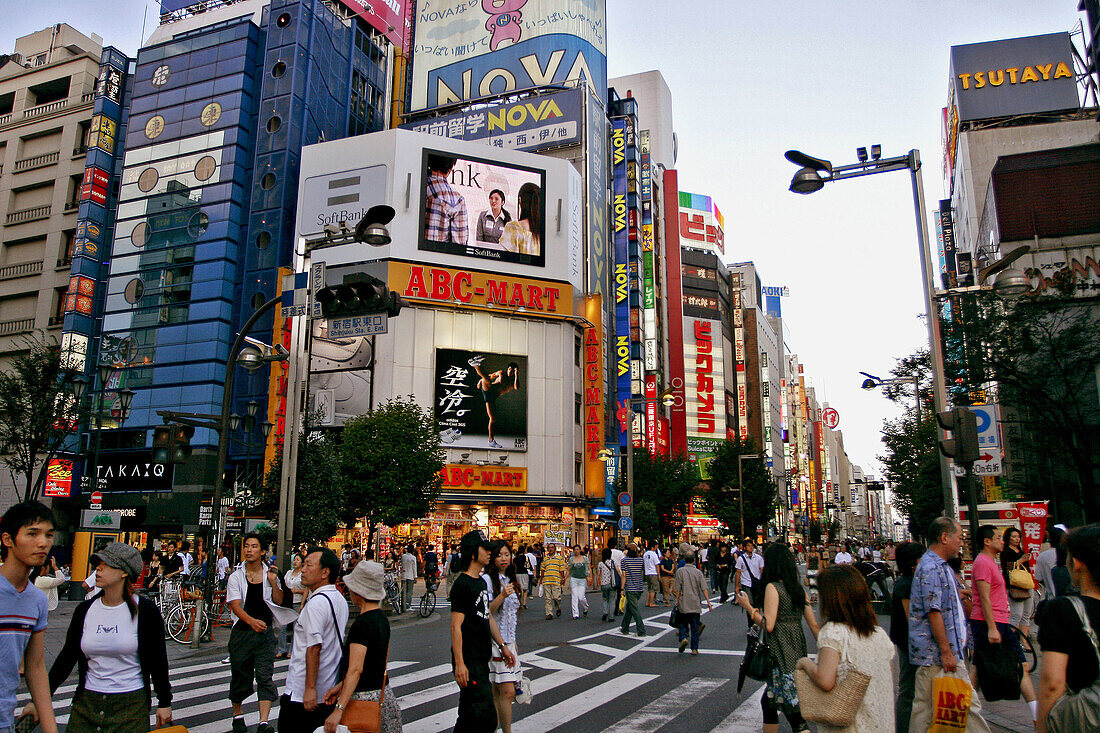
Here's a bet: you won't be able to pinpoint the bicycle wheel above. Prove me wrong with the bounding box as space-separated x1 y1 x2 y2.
388 585 404 614
419 591 436 618
166 603 209 644
1017 629 1037 674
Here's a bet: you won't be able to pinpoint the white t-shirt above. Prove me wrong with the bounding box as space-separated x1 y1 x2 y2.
84 570 99 600
872 549 883 563
81 597 143 694
610 548 624 572
834 552 854 565
181 552 193 574
642 550 660 576
286 585 348 703
737 552 765 587
525 552 538 576
858 546 871 560
401 553 418 580
699 547 709 563
217 556 230 580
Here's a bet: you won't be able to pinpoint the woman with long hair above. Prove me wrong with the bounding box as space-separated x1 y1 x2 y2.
484 541 521 733
1002 526 1035 638
26 542 171 731
568 544 590 619
499 182 542 256
31 555 68 612
736 542 819 733
796 564 896 732
323 560 402 733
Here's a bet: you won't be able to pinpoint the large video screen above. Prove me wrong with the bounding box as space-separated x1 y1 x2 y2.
435 348 527 452
419 149 546 268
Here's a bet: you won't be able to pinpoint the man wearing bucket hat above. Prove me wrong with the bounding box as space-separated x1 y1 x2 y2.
29 540 173 731
450 530 515 733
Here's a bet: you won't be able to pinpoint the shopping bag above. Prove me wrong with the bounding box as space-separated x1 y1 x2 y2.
929 673 973 732
535 584 542 597
149 727 190 733
618 592 626 612
515 673 534 704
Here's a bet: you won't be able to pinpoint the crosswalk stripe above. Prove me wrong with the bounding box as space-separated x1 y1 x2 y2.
511 673 658 732
600 676 727 733
710 685 765 731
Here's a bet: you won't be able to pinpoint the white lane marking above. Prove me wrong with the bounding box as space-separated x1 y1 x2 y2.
601 676 727 733
709 686 765 731
511 673 658 733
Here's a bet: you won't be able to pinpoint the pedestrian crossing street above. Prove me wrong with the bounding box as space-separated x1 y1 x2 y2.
42 599 776 732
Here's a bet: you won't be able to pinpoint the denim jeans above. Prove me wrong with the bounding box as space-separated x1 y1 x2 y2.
601 584 616 617
620 591 645 634
678 612 701 650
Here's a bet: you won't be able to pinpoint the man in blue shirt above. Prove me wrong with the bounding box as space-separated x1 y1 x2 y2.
908 516 990 732
1 501 57 733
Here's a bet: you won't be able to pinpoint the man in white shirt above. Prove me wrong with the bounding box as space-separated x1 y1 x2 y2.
280 547 347 732
400 545 418 612
734 539 765 608
643 541 661 607
1034 524 1066 599
216 547 230 583
180 540 194 575
857 543 872 561
834 543 855 565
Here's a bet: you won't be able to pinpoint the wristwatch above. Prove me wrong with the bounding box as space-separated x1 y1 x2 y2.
335 703 345 711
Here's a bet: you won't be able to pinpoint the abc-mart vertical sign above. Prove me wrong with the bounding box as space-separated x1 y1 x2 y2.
410 0 607 112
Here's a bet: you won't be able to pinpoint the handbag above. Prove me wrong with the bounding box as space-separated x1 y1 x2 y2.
668 605 683 628
975 637 1023 702
340 645 388 733
793 632 871 727
1047 596 1100 733
1009 567 1035 591
740 624 773 681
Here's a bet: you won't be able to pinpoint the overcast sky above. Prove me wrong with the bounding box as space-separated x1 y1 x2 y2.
2 1 1088 474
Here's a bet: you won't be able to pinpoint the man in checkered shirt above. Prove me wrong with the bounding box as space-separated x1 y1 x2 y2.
424 153 468 245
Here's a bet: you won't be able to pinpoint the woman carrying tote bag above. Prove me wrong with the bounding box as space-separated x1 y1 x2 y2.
795 564 895 732
323 560 402 733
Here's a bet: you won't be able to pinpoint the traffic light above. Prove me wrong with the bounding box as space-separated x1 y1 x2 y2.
152 423 195 464
936 406 980 464
315 274 403 318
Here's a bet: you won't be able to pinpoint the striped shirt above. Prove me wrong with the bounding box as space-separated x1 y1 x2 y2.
540 553 567 587
1 574 48 724
621 557 646 593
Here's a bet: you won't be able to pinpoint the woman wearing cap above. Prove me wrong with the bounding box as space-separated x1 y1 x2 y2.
24 541 172 731
323 560 402 733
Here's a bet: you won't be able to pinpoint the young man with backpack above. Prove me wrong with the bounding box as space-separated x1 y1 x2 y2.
447 543 462 595
514 545 530 608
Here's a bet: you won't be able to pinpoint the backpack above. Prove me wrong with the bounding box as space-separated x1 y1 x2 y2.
606 560 621 591
514 553 528 574
449 552 461 574
1047 596 1100 733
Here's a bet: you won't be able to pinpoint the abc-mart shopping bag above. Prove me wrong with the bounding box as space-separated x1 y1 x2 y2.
929 672 973 732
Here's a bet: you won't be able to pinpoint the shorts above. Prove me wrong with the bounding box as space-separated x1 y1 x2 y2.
489 641 521 684
645 575 660 593
969 618 1025 662
517 573 530 591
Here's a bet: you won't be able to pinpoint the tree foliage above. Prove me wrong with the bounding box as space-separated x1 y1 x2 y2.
0 335 79 501
947 295 1100 522
337 397 444 536
702 438 776 538
260 430 345 546
877 350 944 535
620 451 698 540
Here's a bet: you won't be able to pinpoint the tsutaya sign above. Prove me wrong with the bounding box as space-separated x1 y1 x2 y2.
949 32 1079 122
440 464 528 492
389 261 574 318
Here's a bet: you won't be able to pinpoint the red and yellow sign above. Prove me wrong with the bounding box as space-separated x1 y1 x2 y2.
44 459 73 497
441 464 527 492
583 295 605 498
389 261 573 318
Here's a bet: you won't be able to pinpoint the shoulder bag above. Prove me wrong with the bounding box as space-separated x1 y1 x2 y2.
794 630 871 727
740 622 773 681
1047 596 1100 733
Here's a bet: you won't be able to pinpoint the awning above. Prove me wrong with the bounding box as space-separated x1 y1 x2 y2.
437 492 587 507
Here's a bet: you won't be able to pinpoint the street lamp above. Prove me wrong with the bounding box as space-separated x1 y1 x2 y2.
785 146 955 515
860 372 922 422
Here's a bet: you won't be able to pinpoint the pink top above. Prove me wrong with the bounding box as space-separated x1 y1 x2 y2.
970 552 1010 623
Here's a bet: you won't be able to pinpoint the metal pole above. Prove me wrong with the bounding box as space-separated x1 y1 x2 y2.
197 296 282 647
908 152 956 519
737 457 745 539
276 246 310 570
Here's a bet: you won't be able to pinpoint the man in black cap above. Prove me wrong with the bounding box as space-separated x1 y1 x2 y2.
450 529 515 732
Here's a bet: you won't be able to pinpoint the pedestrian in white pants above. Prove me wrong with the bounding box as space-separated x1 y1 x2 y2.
569 545 590 618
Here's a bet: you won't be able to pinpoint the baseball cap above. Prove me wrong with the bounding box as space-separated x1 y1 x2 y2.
460 529 490 554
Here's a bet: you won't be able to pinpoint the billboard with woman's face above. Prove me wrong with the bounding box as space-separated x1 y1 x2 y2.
419 149 546 267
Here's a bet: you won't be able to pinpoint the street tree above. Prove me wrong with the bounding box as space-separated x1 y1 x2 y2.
0 335 80 502
260 428 344 545
620 451 698 540
702 438 776 539
876 350 943 536
337 397 444 542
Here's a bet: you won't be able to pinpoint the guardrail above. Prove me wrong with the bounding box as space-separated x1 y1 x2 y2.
0 261 43 280
0 318 36 336
13 151 60 172
23 98 68 119
4 204 51 225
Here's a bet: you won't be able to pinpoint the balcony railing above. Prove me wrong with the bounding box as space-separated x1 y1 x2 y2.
0 261 43 280
4 205 51 225
81 92 94 103
0 318 36 336
13 151 60 172
47 315 64 328
23 98 68 119
0 113 11 126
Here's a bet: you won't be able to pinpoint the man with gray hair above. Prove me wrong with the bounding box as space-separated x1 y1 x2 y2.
908 516 991 732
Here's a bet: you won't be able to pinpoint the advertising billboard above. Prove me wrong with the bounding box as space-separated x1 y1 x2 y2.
44 459 74 498
679 191 725 256
296 130 582 289
403 87 584 152
435 348 528 451
334 0 409 51
410 0 607 112
685 318 725 439
419 149 546 267
950 33 1079 122
611 121 631 450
